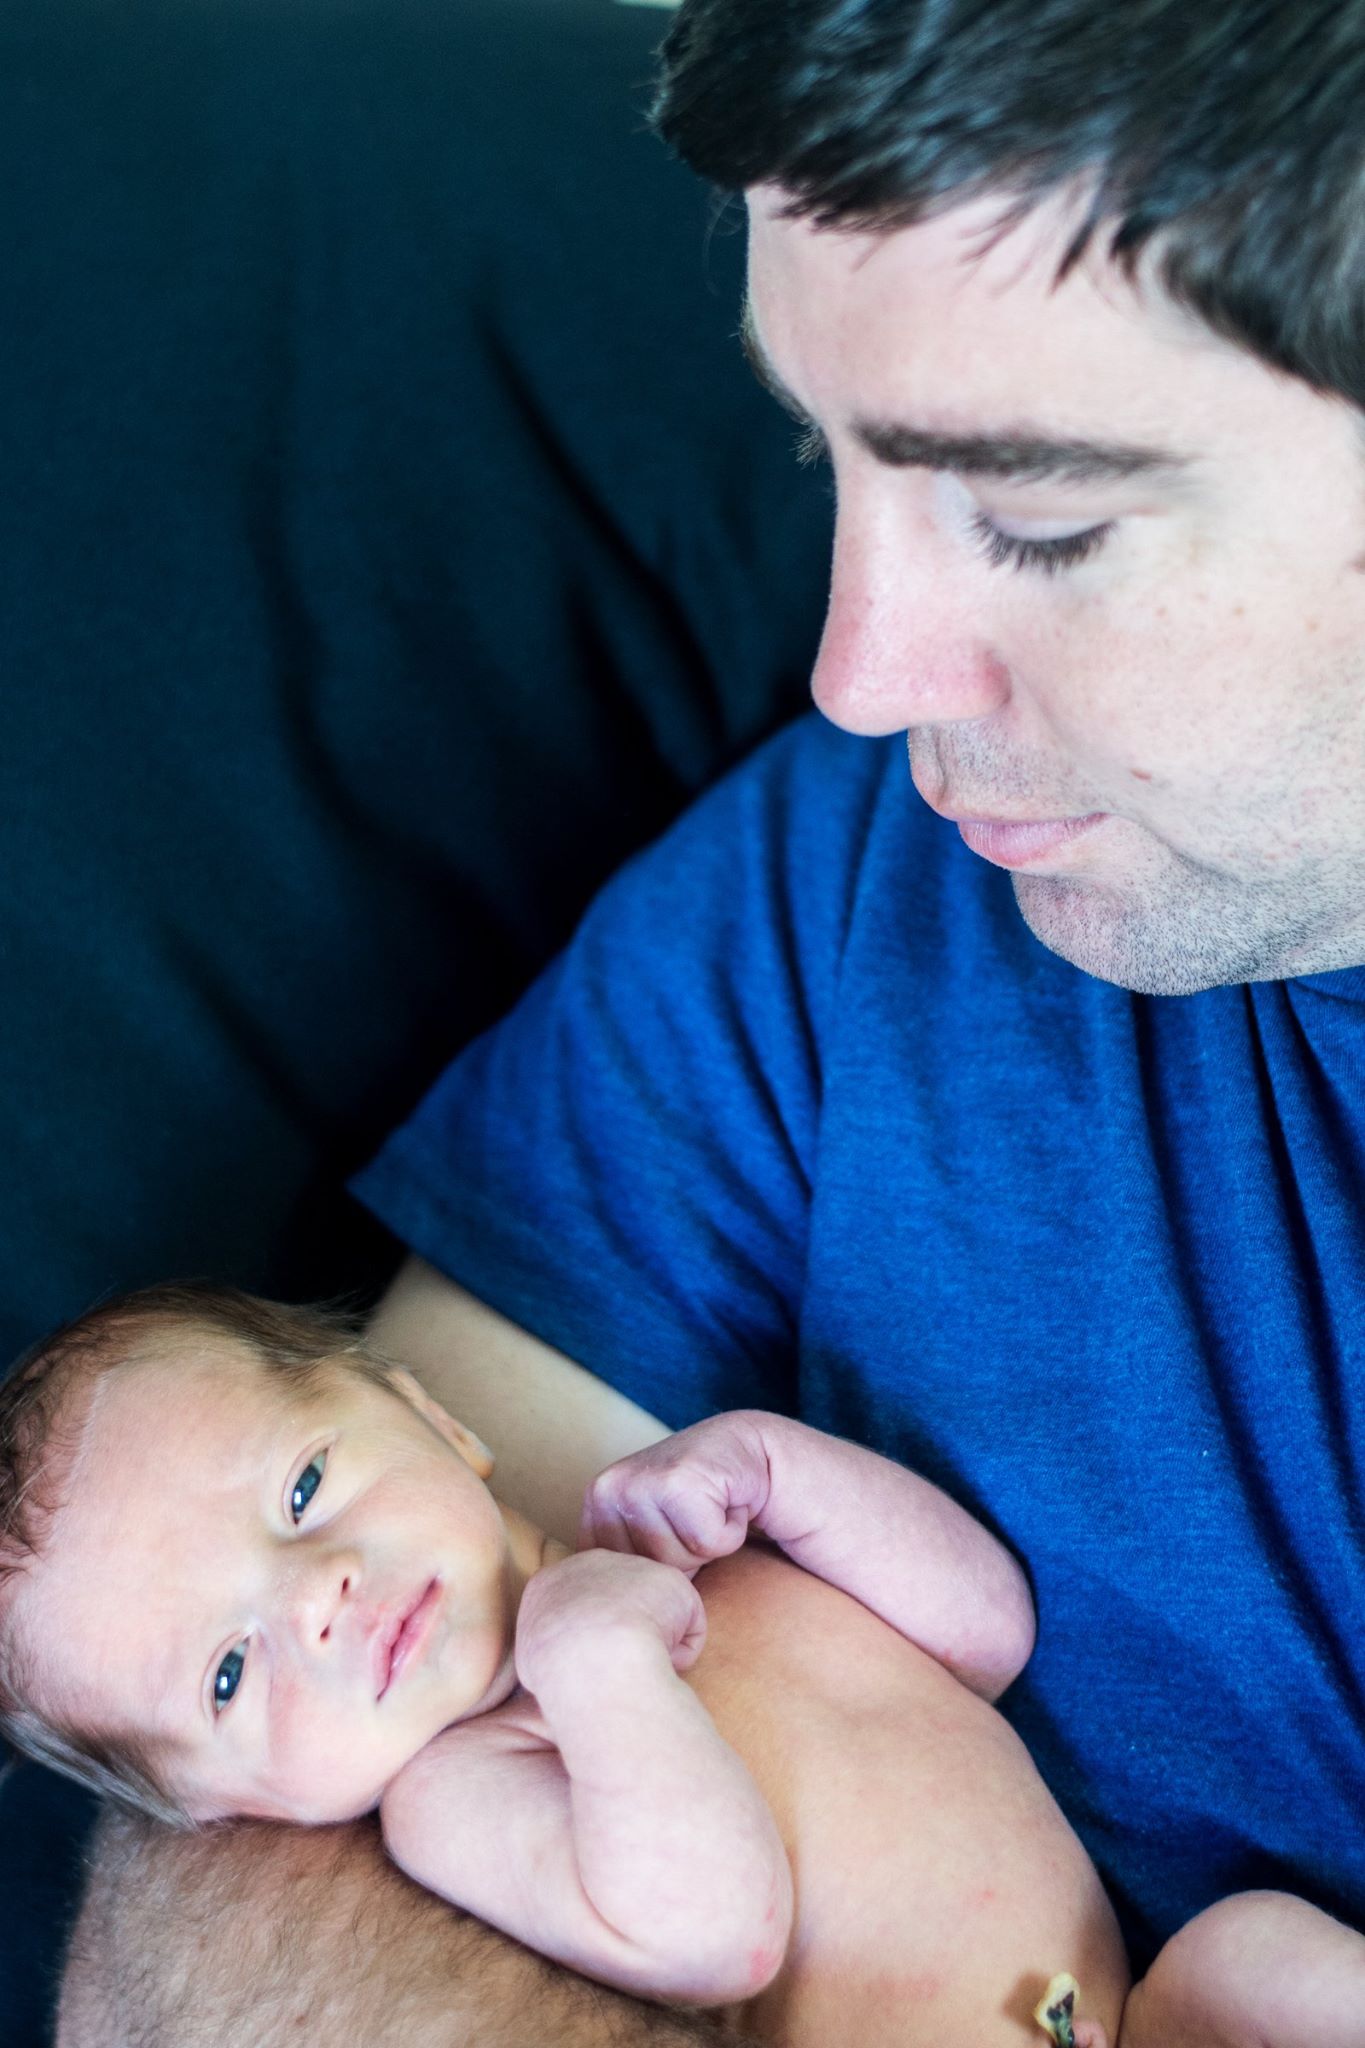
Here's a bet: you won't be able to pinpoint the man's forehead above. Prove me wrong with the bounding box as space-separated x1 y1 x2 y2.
741 184 1236 481
744 178 1157 321
738 292 1195 488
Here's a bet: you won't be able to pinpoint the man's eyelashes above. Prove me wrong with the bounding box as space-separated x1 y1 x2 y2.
794 422 830 468
968 512 1115 577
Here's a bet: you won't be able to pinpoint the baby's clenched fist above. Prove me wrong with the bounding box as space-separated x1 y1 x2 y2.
515 1547 707 1704
578 1412 774 1572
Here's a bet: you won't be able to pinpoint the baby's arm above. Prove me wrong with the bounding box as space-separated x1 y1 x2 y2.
580 1412 1034 1699
381 1547 792 2007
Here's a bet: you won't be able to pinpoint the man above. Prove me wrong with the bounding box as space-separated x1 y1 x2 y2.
60 0 1365 2038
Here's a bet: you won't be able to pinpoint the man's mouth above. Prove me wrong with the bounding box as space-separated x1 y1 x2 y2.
945 812 1109 871
377 1579 441 1700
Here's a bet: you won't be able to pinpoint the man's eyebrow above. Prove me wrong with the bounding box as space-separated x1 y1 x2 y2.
852 419 1194 485
738 296 1194 487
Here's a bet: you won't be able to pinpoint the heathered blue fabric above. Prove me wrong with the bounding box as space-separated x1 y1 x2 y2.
353 712 1365 1969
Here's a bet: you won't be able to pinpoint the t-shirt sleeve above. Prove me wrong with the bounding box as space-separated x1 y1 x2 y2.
351 717 887 1425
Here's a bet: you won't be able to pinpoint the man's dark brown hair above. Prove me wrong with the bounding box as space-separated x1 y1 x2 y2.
655 0 1365 412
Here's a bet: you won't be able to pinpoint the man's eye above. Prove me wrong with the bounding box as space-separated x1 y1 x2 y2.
213 1643 247 1713
289 1451 327 1524
969 511 1114 577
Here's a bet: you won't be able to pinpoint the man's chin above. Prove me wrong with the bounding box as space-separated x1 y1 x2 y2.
1011 873 1259 996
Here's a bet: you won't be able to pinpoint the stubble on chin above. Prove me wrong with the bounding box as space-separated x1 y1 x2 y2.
1011 862 1343 996
1013 872 1228 994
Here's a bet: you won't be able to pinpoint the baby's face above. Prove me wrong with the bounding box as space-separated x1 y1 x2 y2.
18 1339 538 1823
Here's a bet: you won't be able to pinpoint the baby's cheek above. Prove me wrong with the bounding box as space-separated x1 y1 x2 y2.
266 1684 389 1824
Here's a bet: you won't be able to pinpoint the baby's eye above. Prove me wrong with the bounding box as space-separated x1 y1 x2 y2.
213 1642 247 1713
289 1451 327 1524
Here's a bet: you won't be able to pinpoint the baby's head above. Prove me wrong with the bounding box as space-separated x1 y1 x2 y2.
0 1283 533 1828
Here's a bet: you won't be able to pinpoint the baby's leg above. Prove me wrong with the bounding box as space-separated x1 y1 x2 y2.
1089 1891 1365 2048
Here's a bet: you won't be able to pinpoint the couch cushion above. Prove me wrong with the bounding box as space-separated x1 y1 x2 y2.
0 1 830 2037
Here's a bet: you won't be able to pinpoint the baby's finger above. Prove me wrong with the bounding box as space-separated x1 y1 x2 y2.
578 1489 705 1571
663 1578 709 1673
621 1481 746 1565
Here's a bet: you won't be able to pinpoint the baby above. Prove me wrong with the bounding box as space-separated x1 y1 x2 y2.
0 1283 1358 2047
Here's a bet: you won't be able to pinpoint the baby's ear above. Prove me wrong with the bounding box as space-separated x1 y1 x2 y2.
383 1365 495 1477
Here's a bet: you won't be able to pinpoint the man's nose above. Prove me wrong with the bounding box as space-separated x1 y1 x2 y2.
811 506 1011 737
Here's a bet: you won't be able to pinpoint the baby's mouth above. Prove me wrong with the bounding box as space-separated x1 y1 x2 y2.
376 1579 441 1700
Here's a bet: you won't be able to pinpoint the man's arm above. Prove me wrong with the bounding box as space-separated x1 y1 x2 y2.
368 1256 670 1544
58 1805 758 2048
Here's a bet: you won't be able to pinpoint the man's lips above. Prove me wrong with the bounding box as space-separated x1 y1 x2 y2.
376 1579 441 1700
947 812 1108 870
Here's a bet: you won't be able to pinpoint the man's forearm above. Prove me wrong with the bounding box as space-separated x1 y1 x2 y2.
368 1257 669 1543
58 1804 757 2048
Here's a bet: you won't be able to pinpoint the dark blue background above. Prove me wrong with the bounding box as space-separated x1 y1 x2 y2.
0 1 830 2036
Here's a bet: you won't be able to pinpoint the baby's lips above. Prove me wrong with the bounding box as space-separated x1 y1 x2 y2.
374 1580 440 1699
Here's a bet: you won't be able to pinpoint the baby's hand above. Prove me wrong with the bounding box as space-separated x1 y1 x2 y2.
515 1547 707 1701
578 1413 771 1573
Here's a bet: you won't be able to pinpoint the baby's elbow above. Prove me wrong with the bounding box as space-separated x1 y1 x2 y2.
641 1868 793 2006
991 1591 1037 1698
708 1901 791 2003
958 1574 1037 1702
709 1941 788 2006
654 1926 789 2007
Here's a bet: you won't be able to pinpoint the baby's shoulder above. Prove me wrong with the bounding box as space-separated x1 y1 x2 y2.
380 1692 561 1884
384 1691 552 1802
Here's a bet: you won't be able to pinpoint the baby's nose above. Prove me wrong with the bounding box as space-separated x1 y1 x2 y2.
287 1551 361 1649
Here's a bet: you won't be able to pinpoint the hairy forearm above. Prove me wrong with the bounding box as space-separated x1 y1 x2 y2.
58 1803 756 2048
368 1260 669 1545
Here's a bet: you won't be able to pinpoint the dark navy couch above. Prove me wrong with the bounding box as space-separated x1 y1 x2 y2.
0 2 831 2036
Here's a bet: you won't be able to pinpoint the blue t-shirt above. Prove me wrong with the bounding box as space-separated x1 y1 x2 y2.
354 713 1365 1968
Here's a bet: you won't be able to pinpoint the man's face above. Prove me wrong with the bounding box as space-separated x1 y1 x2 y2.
747 187 1365 993
22 1343 533 1823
